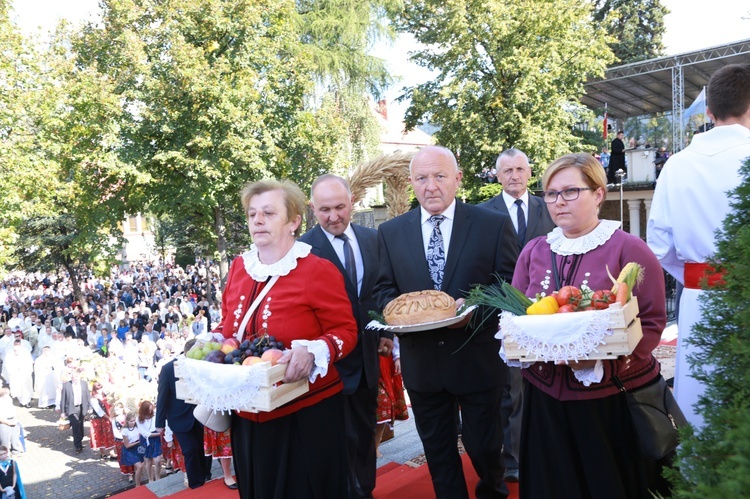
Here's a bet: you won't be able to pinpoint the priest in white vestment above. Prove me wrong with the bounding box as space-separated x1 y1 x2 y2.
648 63 750 428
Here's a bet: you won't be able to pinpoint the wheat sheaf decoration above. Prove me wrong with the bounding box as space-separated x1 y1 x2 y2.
348 151 414 219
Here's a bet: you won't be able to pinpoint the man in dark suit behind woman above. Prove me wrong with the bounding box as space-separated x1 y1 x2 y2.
59 367 90 454
480 148 556 483
155 339 213 489
374 146 519 499
299 174 392 498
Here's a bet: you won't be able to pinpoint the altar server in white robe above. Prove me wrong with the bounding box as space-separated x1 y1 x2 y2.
647 63 750 428
34 346 62 408
5 341 34 407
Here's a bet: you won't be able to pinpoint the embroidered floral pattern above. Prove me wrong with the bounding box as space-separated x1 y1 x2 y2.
232 296 245 331
330 334 344 358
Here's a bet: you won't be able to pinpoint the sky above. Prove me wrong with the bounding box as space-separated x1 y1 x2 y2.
10 0 750 121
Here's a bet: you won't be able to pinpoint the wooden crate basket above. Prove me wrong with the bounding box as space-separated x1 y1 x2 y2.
503 296 643 362
174 359 308 413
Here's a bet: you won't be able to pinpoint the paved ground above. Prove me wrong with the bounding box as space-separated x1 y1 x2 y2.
12 336 677 499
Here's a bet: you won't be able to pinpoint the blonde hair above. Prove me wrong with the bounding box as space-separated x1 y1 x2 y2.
240 179 306 237
542 153 607 207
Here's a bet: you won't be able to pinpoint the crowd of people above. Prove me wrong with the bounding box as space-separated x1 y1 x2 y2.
0 258 233 489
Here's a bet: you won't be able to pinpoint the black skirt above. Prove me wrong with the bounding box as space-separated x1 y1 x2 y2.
519 380 672 499
231 392 349 499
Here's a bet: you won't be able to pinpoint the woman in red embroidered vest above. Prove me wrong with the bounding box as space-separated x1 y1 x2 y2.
217 179 358 498
512 154 668 497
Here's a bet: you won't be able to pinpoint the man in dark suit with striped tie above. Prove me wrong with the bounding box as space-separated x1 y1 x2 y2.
300 174 391 499
480 148 555 483
375 146 518 499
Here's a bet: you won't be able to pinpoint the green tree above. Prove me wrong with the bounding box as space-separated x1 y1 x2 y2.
593 0 668 65
667 157 750 496
0 6 131 282
73 0 390 284
390 0 614 181
12 214 122 308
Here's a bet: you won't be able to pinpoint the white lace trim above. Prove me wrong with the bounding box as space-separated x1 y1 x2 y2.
291 339 330 382
498 308 615 363
573 360 604 386
175 357 265 412
546 220 620 256
242 241 312 281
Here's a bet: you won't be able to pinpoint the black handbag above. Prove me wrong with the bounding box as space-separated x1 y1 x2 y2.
612 374 688 460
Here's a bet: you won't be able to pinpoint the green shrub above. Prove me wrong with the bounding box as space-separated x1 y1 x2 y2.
668 156 750 496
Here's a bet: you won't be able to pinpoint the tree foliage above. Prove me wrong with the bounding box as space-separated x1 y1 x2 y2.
667 157 750 496
12 214 122 309
0 3 132 280
390 0 614 181
593 0 668 65
71 0 390 283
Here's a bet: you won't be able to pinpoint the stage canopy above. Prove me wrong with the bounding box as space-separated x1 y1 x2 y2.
582 38 750 118
581 38 750 149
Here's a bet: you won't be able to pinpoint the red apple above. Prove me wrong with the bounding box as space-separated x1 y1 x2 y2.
260 349 284 366
221 338 240 355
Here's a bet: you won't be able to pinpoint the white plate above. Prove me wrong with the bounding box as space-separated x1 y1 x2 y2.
366 305 477 333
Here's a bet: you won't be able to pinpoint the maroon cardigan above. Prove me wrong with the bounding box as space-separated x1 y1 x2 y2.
512 228 666 401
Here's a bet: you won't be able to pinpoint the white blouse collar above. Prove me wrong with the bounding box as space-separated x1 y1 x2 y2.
242 240 312 281
546 219 620 256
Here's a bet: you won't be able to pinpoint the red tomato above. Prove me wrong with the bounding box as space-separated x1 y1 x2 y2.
590 290 616 309
555 286 583 307
557 304 577 313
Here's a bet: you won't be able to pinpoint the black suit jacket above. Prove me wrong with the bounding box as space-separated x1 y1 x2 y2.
155 358 197 433
373 201 519 394
479 193 556 247
299 224 383 394
60 380 90 419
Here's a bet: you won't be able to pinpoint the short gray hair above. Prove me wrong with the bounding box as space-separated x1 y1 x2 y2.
495 148 529 169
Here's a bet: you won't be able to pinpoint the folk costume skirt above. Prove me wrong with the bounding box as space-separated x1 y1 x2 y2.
90 416 116 450
231 392 348 499
520 381 671 498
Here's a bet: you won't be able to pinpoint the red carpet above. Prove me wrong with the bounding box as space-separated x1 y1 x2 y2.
373 453 519 499
114 455 519 498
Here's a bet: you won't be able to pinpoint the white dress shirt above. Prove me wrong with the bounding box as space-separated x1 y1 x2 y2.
321 224 364 295
502 190 529 234
419 199 457 261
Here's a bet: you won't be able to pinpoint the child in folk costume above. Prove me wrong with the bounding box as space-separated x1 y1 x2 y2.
89 382 117 460
120 413 145 486
160 423 185 476
375 337 409 457
0 445 25 498
204 428 237 489
111 402 135 481
136 400 162 482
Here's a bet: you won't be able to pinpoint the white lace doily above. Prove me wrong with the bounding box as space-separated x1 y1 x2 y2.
498 308 615 362
242 241 312 281
546 219 620 256
175 357 266 412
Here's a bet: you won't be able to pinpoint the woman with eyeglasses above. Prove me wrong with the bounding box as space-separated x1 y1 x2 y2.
511 153 669 497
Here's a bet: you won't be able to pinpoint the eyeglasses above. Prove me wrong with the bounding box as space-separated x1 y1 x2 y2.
543 187 592 203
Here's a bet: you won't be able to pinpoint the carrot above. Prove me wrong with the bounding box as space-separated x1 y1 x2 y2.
615 282 629 306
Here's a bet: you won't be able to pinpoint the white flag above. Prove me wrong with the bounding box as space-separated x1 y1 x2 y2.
683 88 706 123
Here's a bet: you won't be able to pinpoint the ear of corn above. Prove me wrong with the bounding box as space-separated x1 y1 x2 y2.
612 262 644 301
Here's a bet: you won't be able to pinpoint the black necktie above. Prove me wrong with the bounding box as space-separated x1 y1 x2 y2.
427 215 446 290
336 234 358 293
515 199 527 247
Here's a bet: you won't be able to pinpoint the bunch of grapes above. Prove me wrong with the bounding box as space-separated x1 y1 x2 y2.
240 335 285 358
